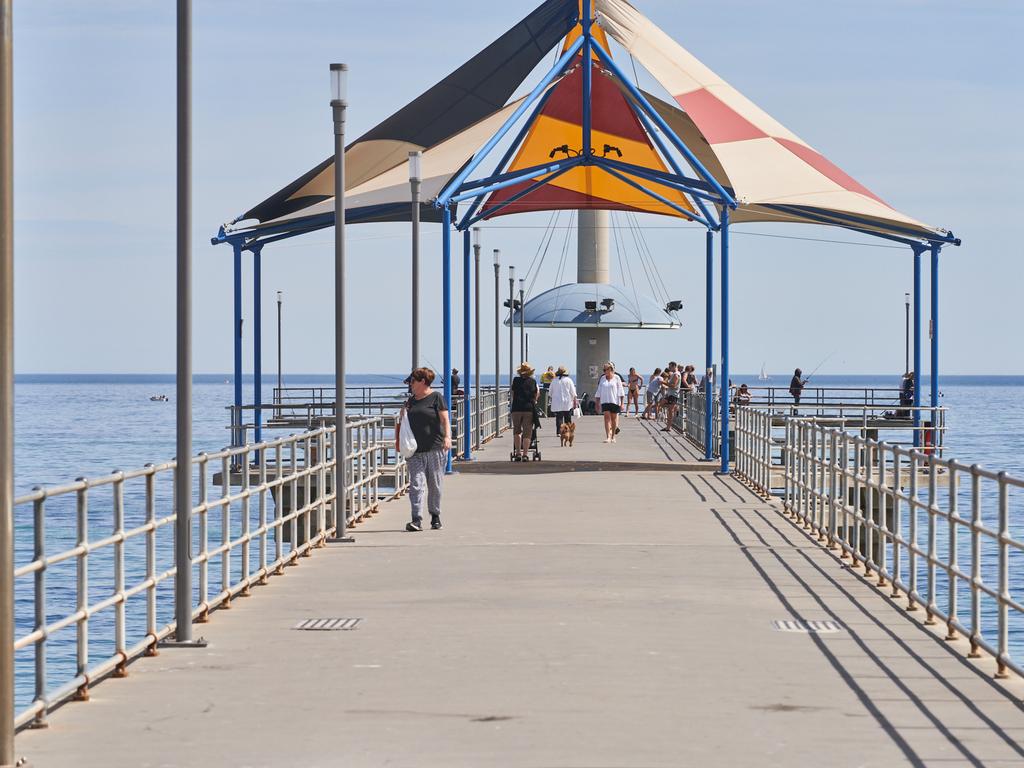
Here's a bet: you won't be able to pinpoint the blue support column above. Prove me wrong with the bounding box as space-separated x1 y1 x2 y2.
232 241 243 449
704 229 714 461
253 245 263 446
930 243 940 445
462 228 473 461
913 247 922 447
442 206 453 473
719 207 731 473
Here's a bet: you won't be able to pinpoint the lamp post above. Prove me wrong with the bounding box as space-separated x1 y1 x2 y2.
508 266 515 383
493 249 503 437
276 290 283 417
473 228 481 450
518 278 526 363
1 0 15 761
331 63 353 542
409 150 421 376
904 291 910 375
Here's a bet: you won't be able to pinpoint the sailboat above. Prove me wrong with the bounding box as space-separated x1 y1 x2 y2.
758 363 770 382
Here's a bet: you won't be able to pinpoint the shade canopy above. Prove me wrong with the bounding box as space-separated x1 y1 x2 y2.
508 282 681 329
219 0 955 247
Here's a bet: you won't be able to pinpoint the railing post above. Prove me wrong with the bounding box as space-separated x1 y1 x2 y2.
996 473 1010 678
907 451 919 612
925 453 938 624
968 465 982 657
32 491 46 728
946 461 959 640
75 482 89 701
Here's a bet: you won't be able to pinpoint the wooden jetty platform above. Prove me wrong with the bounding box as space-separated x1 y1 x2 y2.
16 416 1024 767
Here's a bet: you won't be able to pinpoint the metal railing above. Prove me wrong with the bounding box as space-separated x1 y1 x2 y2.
733 410 1024 679
12 415 405 729
674 390 720 457
452 387 510 456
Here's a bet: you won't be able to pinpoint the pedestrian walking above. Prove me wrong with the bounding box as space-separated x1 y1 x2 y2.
595 363 626 443
549 365 578 433
395 367 451 532
510 362 539 461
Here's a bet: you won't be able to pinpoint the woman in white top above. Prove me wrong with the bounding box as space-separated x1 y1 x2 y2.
595 362 626 443
548 365 578 433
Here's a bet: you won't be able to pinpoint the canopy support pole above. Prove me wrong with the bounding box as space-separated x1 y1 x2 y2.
705 229 714 462
462 228 473 461
443 205 454 473
252 244 263 446
581 0 593 158
913 246 923 447
719 207 731 474
232 241 243 450
930 243 940 447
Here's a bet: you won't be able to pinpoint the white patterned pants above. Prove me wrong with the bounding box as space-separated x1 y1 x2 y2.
407 448 446 522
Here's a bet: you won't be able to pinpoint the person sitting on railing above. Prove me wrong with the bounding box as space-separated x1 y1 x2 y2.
396 367 451 532
735 383 752 407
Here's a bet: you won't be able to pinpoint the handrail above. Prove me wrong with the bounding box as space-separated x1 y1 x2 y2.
11 416 407 729
733 407 1024 680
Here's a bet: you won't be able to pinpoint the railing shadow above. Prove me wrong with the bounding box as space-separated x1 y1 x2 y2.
711 505 1024 768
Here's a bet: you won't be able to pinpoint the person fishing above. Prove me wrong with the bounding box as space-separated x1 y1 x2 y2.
789 368 807 413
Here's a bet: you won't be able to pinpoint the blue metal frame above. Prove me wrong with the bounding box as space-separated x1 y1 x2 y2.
719 206 731 473
442 205 454 473
449 160 577 204
461 163 579 228
597 162 712 227
589 39 736 208
913 246 923 446
595 155 729 206
462 229 473 460
253 244 263 445
765 204 958 246
436 35 585 208
704 229 714 461
232 241 243 448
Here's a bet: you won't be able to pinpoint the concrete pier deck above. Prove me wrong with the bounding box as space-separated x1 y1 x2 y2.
17 416 1024 767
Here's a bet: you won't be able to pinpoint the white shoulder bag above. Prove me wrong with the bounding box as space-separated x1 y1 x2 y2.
398 406 418 459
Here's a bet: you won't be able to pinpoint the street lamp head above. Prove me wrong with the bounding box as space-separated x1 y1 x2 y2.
493 249 500 266
408 151 422 183
329 63 348 104
519 278 525 293
473 228 482 248
509 265 516 280
905 292 910 305
277 291 283 303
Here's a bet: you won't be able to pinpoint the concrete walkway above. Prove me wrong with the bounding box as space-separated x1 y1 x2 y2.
17 417 1024 767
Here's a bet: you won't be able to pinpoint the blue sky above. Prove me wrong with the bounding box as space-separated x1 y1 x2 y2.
11 0 1023 376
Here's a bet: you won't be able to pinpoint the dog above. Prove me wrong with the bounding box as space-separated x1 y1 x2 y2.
559 421 576 447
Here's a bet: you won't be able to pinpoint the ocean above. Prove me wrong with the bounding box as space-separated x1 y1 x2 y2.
9 373 1024 712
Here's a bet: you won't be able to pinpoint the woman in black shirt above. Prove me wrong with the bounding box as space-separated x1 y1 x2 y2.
510 362 539 461
395 367 451 531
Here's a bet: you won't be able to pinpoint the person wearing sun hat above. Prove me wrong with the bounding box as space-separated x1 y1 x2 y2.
510 362 539 460
549 365 578 434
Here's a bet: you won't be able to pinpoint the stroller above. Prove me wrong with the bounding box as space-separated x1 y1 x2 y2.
510 407 543 462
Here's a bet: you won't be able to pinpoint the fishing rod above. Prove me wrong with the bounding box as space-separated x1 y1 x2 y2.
803 351 836 383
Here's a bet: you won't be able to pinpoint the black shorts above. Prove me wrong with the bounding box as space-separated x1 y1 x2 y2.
663 395 678 405
601 403 621 414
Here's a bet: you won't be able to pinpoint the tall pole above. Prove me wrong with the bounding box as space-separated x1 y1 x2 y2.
930 244 940 444
518 280 525 363
173 0 195 645
473 229 481 452
276 291 283 413
704 229 714 461
442 206 453 474
252 245 263 445
904 292 910 375
231 242 242 449
0 0 16 762
912 247 922 447
409 151 421 375
462 228 472 460
494 249 502 436
331 63 353 541
508 266 515 384
719 206 731 474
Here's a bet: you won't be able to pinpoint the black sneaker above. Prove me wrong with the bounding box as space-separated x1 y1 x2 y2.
406 521 422 532
430 516 442 530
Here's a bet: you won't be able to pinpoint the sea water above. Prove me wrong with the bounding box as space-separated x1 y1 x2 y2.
9 373 1024 711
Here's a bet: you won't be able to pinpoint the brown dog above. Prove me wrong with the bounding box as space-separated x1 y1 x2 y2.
559 421 576 447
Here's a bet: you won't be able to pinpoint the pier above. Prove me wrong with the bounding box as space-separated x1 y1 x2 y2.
15 415 1024 767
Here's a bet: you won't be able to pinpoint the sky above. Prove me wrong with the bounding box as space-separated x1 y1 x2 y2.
10 0 1024 377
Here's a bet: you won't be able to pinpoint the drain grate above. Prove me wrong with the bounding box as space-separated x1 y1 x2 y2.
293 618 362 631
772 619 844 634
